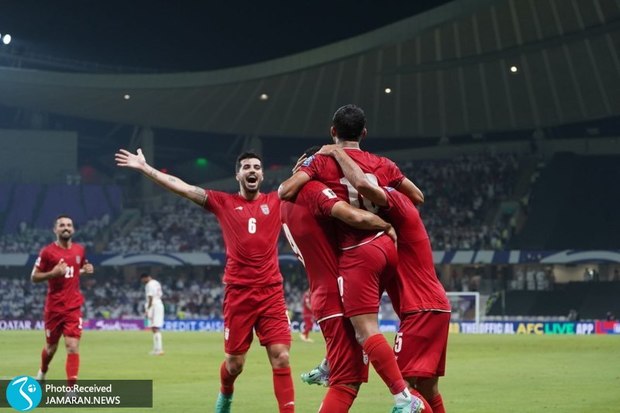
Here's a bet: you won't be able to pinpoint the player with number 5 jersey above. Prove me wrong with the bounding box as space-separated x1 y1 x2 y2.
279 105 426 413
32 214 94 386
115 149 294 413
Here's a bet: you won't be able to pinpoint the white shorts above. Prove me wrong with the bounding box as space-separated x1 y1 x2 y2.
148 301 164 328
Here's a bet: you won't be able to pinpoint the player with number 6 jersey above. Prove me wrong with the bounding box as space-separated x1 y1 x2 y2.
115 149 294 413
32 214 94 386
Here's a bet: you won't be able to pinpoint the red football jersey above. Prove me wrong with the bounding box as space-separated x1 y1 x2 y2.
205 190 282 286
381 187 451 315
35 242 86 313
280 181 343 320
300 148 405 249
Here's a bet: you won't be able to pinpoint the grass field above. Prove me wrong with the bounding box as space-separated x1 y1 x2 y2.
1 331 619 412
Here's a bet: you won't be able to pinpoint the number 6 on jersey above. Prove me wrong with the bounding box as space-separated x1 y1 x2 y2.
248 217 257 234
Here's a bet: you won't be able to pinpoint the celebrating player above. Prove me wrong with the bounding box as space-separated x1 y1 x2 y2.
32 214 94 385
321 144 451 413
279 105 425 413
115 149 294 413
281 146 396 412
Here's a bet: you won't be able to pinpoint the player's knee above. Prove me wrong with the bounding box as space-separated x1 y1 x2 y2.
226 357 245 376
269 349 290 368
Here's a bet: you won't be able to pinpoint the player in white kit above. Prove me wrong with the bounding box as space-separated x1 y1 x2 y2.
140 273 164 355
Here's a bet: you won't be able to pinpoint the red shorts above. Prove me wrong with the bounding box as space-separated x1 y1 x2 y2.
44 309 83 345
223 284 291 355
338 235 398 317
394 311 450 378
319 316 368 385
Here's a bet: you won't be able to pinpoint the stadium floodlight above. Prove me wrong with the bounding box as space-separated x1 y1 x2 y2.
384 87 392 94
510 65 518 73
123 94 131 100
2 34 11 45
259 93 269 101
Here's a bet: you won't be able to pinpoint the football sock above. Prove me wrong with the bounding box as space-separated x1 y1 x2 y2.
362 334 407 395
319 384 357 413
41 347 53 373
430 393 445 413
272 366 295 412
153 332 163 352
219 361 238 396
66 353 79 386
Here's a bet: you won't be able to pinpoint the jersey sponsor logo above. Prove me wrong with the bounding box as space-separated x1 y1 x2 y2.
224 327 230 341
235 206 243 210
260 204 270 215
322 188 337 199
362 351 369 365
76 256 81 264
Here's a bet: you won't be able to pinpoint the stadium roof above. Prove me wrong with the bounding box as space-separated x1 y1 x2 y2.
0 0 619 139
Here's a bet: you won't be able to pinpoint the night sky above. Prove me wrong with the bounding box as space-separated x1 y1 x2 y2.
0 0 451 71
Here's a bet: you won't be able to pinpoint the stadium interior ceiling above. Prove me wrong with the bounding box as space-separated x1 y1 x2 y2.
0 0 619 177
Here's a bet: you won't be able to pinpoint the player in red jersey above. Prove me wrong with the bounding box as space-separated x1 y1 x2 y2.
300 289 314 342
322 145 452 413
279 105 425 413
32 214 94 385
115 149 294 413
281 150 396 412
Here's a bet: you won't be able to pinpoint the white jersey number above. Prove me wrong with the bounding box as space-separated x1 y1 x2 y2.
339 174 380 213
282 223 305 266
248 217 257 234
64 266 75 279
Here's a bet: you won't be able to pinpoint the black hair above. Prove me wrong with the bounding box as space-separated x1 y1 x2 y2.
139 273 150 279
302 146 322 158
332 104 366 141
54 214 72 226
236 151 262 172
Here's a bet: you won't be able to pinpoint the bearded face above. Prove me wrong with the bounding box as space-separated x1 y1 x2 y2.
54 217 75 241
236 158 264 194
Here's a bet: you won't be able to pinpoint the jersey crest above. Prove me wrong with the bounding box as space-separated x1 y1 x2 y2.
260 204 270 215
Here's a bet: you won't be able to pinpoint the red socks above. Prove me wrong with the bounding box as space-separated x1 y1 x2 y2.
430 394 445 413
40 347 53 373
219 361 238 395
272 367 295 413
363 334 407 395
319 384 357 413
66 353 79 386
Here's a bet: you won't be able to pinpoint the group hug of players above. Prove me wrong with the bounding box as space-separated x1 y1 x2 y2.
33 104 450 413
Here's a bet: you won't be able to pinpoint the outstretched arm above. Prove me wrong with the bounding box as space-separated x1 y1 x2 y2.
115 148 207 206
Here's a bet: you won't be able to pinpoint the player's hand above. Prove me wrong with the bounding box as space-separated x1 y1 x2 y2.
80 260 94 275
317 144 339 157
51 259 68 278
292 153 307 174
386 225 397 246
115 148 147 171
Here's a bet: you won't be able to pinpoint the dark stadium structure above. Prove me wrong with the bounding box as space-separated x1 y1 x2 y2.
1 0 620 326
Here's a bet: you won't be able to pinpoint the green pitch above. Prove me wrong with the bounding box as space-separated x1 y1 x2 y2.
1 331 619 412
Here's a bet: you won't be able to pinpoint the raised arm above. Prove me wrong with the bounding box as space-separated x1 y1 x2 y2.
278 171 311 201
395 178 424 206
319 145 388 207
115 148 207 206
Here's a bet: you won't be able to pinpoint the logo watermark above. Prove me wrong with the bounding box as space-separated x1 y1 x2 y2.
5 376 42 412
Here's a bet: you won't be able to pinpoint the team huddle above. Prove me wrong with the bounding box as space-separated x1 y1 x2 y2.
33 104 450 413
